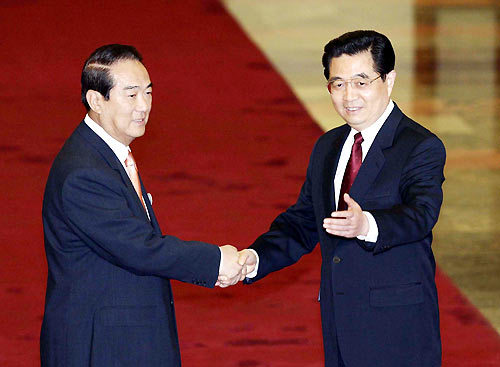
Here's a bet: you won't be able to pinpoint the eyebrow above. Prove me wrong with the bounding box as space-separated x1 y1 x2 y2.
123 82 153 90
328 73 370 82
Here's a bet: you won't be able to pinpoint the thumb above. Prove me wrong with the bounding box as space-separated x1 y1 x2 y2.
344 194 359 210
238 250 249 266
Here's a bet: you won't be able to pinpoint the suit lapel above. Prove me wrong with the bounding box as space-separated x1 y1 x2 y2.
76 121 153 224
139 176 162 233
349 104 403 202
322 125 350 216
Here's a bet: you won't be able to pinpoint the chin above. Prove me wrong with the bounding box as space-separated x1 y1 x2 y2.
344 117 362 126
130 128 146 140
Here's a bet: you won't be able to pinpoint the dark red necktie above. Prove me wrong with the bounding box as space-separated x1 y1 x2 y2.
337 132 363 211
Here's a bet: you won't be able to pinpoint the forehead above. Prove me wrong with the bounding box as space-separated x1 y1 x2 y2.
109 59 151 87
329 51 376 78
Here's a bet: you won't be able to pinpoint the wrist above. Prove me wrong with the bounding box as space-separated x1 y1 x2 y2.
361 212 369 236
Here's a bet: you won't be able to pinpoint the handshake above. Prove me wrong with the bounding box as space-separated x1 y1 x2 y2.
217 245 258 288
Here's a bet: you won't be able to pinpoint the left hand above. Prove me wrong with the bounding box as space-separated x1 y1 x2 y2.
323 193 369 238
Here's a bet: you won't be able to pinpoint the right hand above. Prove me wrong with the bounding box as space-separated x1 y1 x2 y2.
217 245 243 288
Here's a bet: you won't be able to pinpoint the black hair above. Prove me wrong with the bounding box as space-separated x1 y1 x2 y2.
81 44 143 111
322 30 395 81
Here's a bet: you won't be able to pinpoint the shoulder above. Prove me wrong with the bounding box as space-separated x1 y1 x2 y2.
47 125 120 192
52 134 101 175
391 114 446 167
395 113 445 152
314 124 350 150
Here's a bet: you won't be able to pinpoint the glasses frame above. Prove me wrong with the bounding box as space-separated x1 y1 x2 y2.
326 74 382 94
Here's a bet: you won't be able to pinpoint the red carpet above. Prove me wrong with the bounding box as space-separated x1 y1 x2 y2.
1 1 499 365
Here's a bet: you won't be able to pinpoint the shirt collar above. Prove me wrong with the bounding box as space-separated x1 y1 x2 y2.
348 100 394 145
84 114 130 164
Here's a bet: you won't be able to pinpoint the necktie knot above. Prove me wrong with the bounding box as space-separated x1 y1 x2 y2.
125 152 136 169
354 132 364 145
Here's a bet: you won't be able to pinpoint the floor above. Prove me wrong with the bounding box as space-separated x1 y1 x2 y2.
222 0 500 333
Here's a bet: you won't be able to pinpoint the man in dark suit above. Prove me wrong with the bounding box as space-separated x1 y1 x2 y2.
41 44 248 366
237 30 445 366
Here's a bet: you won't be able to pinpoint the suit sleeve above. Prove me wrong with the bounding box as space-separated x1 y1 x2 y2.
369 135 446 254
247 142 320 282
61 168 220 287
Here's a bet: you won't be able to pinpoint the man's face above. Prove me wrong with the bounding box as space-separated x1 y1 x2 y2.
328 51 395 131
99 59 152 146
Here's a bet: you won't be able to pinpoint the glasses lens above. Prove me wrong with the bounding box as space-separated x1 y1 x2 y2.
328 81 342 93
327 76 379 93
353 78 368 89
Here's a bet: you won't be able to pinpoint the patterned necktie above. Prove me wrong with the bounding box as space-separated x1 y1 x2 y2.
124 152 147 211
338 132 363 211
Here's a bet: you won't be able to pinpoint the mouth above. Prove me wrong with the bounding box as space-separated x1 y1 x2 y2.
345 106 362 112
344 107 362 114
133 118 147 125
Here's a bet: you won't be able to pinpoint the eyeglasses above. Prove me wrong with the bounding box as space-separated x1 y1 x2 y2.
327 74 382 94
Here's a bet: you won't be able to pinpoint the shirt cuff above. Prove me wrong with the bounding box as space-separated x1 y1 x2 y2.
357 211 378 243
218 246 223 274
245 249 259 278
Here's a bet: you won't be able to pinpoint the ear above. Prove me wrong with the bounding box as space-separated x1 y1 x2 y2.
86 90 105 114
385 70 396 97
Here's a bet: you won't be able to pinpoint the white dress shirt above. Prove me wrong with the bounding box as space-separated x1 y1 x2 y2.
247 100 395 278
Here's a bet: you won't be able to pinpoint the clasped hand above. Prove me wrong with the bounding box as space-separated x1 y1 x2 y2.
216 246 257 288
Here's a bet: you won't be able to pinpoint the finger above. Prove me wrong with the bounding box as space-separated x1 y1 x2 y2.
330 210 349 218
326 223 358 232
238 251 249 266
325 228 356 237
325 228 352 235
324 218 349 226
227 276 239 286
230 267 244 279
239 265 249 280
325 224 355 233
244 252 257 267
323 221 353 230
329 212 354 220
326 217 358 226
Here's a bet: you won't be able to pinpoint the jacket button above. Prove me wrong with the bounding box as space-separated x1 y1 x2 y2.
333 256 342 264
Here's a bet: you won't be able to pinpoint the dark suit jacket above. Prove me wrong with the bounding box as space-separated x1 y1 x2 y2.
41 121 221 366
246 104 445 367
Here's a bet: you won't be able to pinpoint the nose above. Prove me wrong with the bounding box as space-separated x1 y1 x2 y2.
135 93 150 112
343 82 356 101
